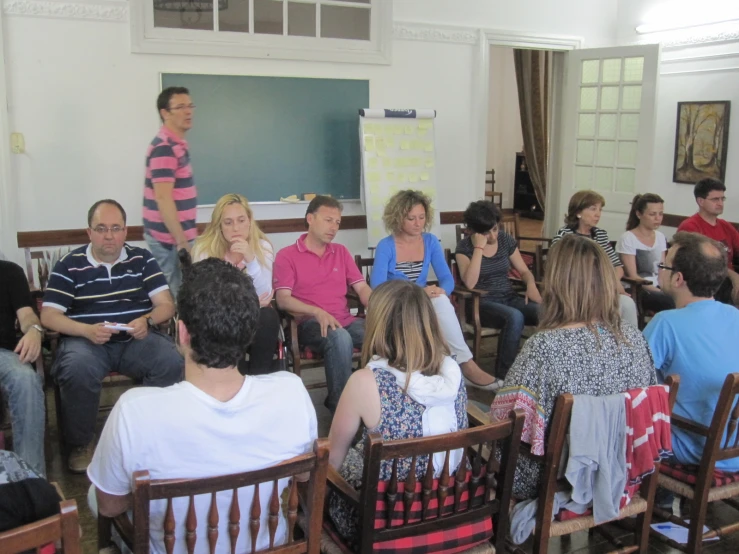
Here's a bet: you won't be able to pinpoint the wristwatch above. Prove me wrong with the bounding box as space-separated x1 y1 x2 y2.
145 316 155 329
30 324 45 336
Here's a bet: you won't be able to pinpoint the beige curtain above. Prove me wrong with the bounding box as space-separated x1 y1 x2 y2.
513 49 552 209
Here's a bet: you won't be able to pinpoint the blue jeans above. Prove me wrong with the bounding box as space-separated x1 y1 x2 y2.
51 331 184 447
0 349 45 476
298 318 365 412
144 233 193 300
479 295 539 379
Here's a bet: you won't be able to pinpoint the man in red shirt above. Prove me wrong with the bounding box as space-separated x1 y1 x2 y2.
678 178 739 305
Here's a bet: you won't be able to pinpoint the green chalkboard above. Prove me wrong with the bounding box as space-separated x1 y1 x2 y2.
161 73 369 204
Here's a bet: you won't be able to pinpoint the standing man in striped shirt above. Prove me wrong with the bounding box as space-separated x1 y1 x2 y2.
143 86 198 297
41 200 184 473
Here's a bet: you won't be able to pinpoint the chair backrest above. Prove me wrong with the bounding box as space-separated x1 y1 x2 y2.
24 247 72 290
534 243 549 282
0 499 81 554
356 409 525 553
354 254 374 285
128 439 329 554
500 213 521 242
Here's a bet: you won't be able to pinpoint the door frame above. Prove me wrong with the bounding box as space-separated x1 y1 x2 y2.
471 29 582 237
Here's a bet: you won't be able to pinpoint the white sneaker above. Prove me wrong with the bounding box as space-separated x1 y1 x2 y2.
464 376 504 392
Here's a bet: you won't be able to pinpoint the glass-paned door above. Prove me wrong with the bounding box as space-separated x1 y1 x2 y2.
558 45 660 234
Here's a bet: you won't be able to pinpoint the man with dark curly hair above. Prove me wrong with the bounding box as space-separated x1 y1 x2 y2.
87 258 318 552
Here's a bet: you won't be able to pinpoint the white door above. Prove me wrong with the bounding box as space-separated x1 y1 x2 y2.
554 44 660 239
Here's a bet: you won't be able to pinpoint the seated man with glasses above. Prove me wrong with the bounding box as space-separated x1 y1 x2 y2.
677 178 739 305
41 199 184 473
644 231 739 472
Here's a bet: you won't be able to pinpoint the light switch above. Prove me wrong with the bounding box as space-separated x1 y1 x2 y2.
11 132 25 154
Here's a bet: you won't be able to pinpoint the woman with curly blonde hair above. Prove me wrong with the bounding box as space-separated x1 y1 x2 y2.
370 190 502 391
192 193 280 374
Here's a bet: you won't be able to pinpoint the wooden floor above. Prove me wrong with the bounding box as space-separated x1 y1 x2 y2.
39 218 739 553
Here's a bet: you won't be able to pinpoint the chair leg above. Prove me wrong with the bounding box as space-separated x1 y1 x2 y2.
53 380 67 458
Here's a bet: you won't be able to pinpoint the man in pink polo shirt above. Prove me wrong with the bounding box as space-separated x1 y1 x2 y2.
678 178 739 305
273 196 371 412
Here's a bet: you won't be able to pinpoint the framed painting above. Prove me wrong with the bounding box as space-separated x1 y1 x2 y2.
673 101 730 184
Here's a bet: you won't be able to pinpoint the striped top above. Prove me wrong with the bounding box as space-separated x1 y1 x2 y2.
394 261 423 283
43 244 169 340
551 226 623 268
143 126 198 247
455 232 518 301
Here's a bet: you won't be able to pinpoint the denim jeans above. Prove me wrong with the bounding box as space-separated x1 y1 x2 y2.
0 349 45 476
144 233 194 299
51 330 184 447
298 318 365 412
479 295 539 379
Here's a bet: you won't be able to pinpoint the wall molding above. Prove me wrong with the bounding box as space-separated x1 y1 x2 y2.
392 22 478 44
3 0 128 22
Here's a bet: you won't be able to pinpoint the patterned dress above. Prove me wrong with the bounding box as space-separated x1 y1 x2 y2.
328 364 468 545
490 323 657 499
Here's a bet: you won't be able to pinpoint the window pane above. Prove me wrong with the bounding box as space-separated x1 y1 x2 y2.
579 87 598 110
288 2 316 37
618 141 638 166
577 140 594 164
624 57 644 82
600 86 619 110
219 0 248 33
154 2 215 30
321 5 370 40
338 0 370 2
622 85 642 110
594 167 613 191
579 114 596 137
597 141 615 165
602 58 622 83
581 60 599 84
620 114 640 139
616 168 636 193
575 166 592 189
598 114 617 138
255 0 283 35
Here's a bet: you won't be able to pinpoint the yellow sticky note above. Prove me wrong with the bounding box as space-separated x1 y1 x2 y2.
424 158 435 168
393 125 403 135
418 129 428 137
368 158 378 168
399 173 408 183
389 185 400 195
424 142 434 152
404 125 415 135
420 172 430 181
418 121 432 130
367 172 381 183
395 158 406 168
386 138 396 149
369 184 380 195
400 140 410 150
386 171 397 182
382 158 394 168
409 173 419 183
376 137 387 153
364 136 376 152
374 125 385 135
377 150 386 158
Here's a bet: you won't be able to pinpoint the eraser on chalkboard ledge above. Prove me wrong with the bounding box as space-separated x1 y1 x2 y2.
280 195 300 203
303 193 316 201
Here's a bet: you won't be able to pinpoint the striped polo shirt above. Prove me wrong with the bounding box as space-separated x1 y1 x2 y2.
43 244 169 339
551 225 623 268
143 126 198 247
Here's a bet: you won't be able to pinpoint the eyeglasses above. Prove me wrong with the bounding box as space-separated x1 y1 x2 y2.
91 225 125 235
705 196 727 203
168 104 196 111
657 263 674 272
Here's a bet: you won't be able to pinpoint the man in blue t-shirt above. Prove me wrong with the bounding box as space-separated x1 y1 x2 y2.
644 231 739 471
41 199 184 474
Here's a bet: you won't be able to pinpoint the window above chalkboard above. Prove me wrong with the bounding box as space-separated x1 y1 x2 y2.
132 0 392 64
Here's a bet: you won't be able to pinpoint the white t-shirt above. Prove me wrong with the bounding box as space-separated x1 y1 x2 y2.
616 230 667 285
88 372 317 554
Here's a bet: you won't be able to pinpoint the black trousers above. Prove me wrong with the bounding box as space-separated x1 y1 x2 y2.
239 306 281 376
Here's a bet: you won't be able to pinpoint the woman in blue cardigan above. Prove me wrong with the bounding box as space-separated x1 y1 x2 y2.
371 190 502 390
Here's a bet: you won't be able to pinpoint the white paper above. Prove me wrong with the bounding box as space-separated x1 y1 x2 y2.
104 324 134 331
650 521 719 544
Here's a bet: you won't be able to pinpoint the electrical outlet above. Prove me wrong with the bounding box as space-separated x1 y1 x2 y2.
11 132 25 154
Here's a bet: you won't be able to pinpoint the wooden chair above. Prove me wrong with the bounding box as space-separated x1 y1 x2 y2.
0 499 81 554
505 392 664 554
99 438 330 554
322 408 525 553
652 373 739 553
484 169 503 210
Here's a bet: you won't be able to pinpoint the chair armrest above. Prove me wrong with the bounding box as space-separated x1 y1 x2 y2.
621 276 651 287
670 413 710 437
326 466 360 507
518 236 551 244
453 284 489 298
467 403 490 427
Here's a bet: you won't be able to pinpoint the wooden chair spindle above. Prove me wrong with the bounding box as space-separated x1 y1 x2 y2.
228 488 240 554
286 479 299 543
403 456 418 525
164 498 176 554
437 450 451 517
421 455 435 521
185 495 197 554
386 459 398 527
454 450 468 513
268 479 280 548
249 484 261 553
207 491 219 554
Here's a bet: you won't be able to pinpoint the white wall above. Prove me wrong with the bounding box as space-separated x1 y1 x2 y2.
1 0 620 263
617 0 739 237
486 47 522 210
